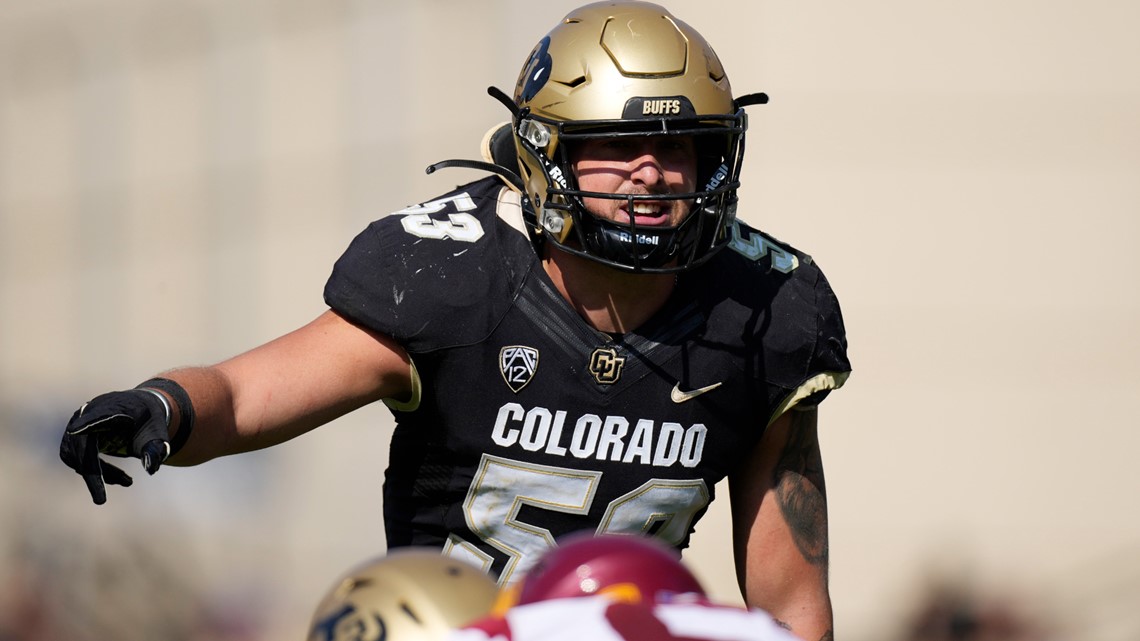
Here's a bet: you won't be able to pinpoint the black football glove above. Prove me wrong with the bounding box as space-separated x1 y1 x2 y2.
59 388 173 505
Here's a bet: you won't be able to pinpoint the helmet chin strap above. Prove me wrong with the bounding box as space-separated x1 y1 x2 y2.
580 215 681 270
563 197 699 272
588 225 674 268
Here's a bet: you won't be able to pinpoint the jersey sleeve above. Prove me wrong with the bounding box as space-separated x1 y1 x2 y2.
764 257 851 421
786 262 850 411
323 178 526 353
712 222 852 422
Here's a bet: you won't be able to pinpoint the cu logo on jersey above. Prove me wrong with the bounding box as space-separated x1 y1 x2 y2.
500 346 539 393
588 347 625 385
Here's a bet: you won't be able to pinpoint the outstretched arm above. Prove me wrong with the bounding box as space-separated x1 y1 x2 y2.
729 407 832 641
161 308 413 465
61 308 413 503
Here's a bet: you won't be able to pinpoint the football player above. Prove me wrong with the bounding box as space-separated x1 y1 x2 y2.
454 533 801 641
308 548 499 641
59 2 850 639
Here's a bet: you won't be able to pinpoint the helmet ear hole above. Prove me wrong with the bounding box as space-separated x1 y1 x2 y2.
481 122 518 171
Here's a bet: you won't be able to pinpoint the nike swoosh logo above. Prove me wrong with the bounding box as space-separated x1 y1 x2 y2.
670 381 723 403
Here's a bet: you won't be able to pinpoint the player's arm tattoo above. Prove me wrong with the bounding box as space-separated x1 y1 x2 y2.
772 408 829 573
772 618 833 641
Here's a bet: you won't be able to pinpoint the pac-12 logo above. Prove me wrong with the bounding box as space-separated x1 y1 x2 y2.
500 346 539 393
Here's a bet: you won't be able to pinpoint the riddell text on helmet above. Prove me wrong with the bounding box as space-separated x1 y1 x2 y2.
490 402 707 467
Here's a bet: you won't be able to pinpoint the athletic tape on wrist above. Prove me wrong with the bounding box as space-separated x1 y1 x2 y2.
136 377 196 456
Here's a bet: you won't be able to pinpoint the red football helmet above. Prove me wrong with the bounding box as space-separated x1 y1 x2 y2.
512 532 706 606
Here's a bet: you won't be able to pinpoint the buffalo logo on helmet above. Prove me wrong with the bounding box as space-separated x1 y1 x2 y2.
516 36 552 103
310 603 385 641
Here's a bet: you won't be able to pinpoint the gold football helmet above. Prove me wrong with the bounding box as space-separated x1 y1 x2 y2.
508 1 767 272
307 549 499 641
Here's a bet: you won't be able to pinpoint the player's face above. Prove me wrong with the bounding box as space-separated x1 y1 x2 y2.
570 135 698 228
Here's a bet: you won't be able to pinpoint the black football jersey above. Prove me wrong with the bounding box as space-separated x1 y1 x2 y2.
324 177 851 584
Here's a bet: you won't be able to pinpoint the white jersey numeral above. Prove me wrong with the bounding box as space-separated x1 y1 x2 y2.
463 454 601 584
728 224 798 273
400 212 484 242
454 453 709 585
397 193 485 242
598 479 710 547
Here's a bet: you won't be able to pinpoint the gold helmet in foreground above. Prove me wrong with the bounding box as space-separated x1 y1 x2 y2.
307 549 499 641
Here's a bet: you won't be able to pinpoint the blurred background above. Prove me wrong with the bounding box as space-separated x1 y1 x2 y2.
2 0 1138 639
